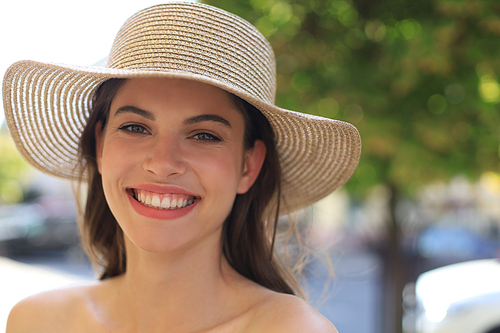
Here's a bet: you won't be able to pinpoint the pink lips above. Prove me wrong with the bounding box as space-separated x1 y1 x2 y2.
127 184 199 220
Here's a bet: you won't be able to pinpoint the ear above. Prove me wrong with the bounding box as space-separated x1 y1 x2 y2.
237 139 267 194
95 121 104 175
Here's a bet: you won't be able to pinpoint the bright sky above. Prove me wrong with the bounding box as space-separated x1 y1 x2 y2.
0 0 196 125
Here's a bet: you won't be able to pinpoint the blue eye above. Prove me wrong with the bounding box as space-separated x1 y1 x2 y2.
193 132 221 141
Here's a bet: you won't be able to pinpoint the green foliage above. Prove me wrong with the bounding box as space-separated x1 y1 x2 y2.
204 0 500 196
0 127 29 203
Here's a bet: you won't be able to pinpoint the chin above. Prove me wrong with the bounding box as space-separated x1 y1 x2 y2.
122 221 225 257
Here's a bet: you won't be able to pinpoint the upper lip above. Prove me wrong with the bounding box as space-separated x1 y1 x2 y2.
127 183 200 197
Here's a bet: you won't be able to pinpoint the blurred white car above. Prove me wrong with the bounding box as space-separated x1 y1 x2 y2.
416 259 500 333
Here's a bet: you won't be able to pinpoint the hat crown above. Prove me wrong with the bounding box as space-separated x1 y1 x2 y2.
3 2 361 213
107 2 277 104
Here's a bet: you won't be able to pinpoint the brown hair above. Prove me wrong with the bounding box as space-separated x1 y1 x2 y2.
77 78 301 295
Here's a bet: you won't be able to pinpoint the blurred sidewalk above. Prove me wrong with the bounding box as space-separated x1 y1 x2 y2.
0 256 86 332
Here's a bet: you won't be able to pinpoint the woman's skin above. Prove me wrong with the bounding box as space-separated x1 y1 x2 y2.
6 78 337 333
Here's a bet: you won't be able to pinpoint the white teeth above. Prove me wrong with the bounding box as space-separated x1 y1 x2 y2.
135 190 194 210
151 195 160 207
161 197 171 209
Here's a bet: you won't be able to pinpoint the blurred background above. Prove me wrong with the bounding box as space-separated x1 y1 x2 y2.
1 0 500 333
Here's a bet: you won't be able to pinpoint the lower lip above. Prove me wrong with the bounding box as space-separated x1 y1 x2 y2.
128 193 198 220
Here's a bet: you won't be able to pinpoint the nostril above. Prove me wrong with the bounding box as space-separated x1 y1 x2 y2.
142 151 187 179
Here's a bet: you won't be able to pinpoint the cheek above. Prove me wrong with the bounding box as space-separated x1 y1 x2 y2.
101 147 127 180
185 149 244 218
101 137 141 173
189 150 243 185
99 139 139 202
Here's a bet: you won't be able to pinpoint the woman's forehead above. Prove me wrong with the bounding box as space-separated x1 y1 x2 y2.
109 78 246 125
117 78 233 102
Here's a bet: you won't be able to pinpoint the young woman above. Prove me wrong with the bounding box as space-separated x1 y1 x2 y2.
3 3 361 332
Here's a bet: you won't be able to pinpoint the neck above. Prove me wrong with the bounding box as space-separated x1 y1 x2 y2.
113 235 243 332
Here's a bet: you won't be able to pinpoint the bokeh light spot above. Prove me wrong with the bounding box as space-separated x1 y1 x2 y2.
396 19 421 40
444 84 466 104
480 171 500 197
427 94 447 115
255 16 276 38
269 1 293 24
0 180 23 204
479 79 500 103
317 97 340 118
475 62 495 79
344 104 364 123
365 20 386 42
250 0 274 11
331 0 359 27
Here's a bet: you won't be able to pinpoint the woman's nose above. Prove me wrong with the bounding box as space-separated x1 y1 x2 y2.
142 135 187 179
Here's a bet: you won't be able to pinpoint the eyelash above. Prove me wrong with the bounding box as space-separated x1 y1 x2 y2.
118 124 222 142
118 124 149 134
191 132 222 142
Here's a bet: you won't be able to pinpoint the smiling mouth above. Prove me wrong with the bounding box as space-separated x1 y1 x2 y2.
129 189 198 210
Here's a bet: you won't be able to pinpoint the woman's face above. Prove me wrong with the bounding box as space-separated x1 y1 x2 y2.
95 78 265 254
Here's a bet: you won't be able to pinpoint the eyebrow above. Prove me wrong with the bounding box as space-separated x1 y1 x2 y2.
114 106 155 120
113 106 231 128
184 114 231 128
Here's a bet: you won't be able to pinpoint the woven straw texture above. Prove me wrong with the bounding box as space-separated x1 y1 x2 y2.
2 2 361 212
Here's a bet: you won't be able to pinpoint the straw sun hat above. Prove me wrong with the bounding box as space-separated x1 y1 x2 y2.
2 1 361 212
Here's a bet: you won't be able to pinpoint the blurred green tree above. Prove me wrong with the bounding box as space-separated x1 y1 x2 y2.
0 125 29 204
203 0 500 332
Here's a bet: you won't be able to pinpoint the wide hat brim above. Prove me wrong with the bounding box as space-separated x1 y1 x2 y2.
2 3 361 213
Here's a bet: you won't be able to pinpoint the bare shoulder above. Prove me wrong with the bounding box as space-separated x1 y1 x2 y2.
6 282 98 333
248 292 338 333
